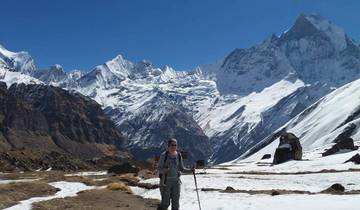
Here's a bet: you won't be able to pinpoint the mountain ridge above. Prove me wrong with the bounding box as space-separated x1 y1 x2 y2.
1 14 360 164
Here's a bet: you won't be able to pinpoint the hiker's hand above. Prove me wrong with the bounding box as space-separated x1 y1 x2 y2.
191 166 195 173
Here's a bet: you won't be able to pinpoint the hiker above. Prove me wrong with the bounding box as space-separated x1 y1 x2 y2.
157 138 195 210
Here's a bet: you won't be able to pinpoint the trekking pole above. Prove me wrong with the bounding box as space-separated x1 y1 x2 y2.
192 169 202 210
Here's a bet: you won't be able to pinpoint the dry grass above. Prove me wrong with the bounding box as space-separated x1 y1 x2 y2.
117 173 140 184
33 189 159 210
0 181 58 209
107 182 133 194
63 176 97 186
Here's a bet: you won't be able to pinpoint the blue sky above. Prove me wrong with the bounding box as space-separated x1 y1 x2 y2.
1 0 359 71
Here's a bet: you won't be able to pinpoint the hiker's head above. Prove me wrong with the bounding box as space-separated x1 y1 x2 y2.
167 138 177 152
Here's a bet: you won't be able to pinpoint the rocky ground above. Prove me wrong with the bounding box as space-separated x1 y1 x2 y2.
0 170 159 210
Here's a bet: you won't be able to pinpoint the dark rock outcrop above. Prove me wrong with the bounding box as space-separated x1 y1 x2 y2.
261 154 271 160
273 132 302 164
345 153 360 164
108 163 140 174
322 137 357 156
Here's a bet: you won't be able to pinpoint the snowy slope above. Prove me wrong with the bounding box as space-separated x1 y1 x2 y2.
235 77 360 163
201 78 305 162
0 67 43 86
132 147 360 210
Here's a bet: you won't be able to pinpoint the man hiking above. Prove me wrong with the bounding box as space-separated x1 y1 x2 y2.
157 138 195 210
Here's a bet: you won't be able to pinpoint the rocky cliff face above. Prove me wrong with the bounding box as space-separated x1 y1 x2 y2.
0 81 128 170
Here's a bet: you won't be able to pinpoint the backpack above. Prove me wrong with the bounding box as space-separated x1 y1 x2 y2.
158 151 182 179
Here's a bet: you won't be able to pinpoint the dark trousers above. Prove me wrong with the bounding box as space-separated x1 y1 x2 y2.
158 178 181 210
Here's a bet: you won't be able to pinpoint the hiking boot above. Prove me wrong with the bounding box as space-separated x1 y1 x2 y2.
157 205 166 210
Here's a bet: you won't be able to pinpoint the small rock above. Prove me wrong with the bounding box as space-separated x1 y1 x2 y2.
261 154 271 160
225 186 235 192
271 190 280 196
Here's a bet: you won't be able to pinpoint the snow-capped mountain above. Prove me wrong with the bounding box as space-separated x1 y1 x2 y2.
0 44 36 75
196 14 360 163
0 65 42 86
34 64 84 87
34 64 67 84
205 14 360 96
1 14 360 164
73 55 213 162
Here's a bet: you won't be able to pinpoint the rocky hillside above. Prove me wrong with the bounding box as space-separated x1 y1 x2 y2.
0 81 128 171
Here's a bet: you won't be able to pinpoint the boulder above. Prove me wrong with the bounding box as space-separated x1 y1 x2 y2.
273 146 292 164
322 138 357 157
321 183 345 194
224 186 235 192
196 160 205 169
273 133 302 164
108 162 140 175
